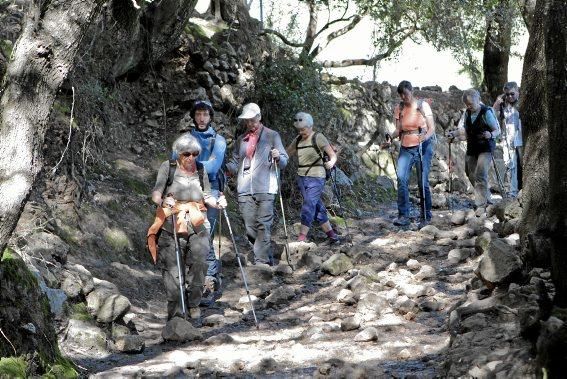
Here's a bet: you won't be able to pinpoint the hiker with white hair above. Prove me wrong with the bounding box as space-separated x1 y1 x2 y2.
286 112 340 244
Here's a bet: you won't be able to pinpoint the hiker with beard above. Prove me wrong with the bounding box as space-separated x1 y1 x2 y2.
149 134 227 322
493 82 523 198
285 112 340 244
226 103 288 267
188 100 227 306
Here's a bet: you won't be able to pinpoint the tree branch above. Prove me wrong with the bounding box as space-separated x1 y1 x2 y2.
319 26 416 67
310 14 363 59
260 28 306 48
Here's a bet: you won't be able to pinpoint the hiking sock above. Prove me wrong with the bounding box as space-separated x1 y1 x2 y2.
298 234 307 242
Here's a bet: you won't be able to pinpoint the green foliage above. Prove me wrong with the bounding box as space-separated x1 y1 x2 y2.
264 0 524 84
104 228 133 252
43 359 78 379
1 248 38 289
0 39 13 58
68 302 93 322
0 357 27 378
122 176 150 195
252 56 340 143
39 349 78 379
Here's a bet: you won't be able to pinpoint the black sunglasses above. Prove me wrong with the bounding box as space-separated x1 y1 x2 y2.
181 151 199 157
294 118 303 122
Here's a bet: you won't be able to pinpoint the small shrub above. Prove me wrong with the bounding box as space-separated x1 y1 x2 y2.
0 357 27 378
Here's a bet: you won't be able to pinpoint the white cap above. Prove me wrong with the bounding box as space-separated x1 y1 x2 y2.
293 112 313 128
238 103 261 119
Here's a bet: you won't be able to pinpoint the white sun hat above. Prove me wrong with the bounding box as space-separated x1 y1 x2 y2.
238 103 261 119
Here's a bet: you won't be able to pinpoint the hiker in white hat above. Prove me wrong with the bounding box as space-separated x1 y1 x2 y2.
226 103 289 267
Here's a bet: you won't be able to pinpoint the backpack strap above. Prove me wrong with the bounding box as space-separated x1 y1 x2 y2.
166 159 177 192
298 132 326 176
196 161 205 191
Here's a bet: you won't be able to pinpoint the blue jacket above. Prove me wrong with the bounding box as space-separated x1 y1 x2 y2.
190 126 227 191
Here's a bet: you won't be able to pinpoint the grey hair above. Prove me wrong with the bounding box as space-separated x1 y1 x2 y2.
173 134 202 156
503 81 519 91
462 88 480 103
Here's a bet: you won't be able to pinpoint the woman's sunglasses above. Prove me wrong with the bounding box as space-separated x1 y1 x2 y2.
181 151 199 157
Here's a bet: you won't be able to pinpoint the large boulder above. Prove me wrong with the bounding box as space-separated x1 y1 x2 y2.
493 198 522 222
61 264 95 299
321 253 354 276
95 294 131 323
355 293 390 322
475 239 523 287
65 319 108 352
25 232 69 264
162 317 202 342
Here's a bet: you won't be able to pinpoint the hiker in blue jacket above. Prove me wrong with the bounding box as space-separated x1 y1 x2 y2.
189 99 227 305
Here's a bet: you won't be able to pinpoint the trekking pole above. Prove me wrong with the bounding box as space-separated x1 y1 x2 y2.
448 139 453 194
498 106 513 194
330 167 351 242
491 154 507 199
417 128 427 222
221 209 259 329
273 163 294 271
171 213 187 318
217 210 222 262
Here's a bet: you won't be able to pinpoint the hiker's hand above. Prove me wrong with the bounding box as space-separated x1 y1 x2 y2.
482 131 492 139
447 130 458 141
493 95 504 109
162 196 175 208
217 194 227 209
270 149 280 162
324 161 334 170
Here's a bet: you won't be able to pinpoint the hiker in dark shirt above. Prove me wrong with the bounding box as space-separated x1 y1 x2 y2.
449 89 500 209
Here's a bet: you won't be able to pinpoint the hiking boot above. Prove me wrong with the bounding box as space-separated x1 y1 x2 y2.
393 216 410 226
329 235 341 245
417 218 430 229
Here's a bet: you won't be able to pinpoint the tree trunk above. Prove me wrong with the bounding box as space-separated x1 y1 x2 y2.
545 0 567 306
518 0 550 254
0 0 107 254
482 0 513 101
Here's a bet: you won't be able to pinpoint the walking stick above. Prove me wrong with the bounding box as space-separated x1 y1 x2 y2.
171 213 187 318
222 209 259 329
329 167 351 242
448 139 453 194
417 128 427 223
217 210 222 262
491 154 507 199
273 163 294 271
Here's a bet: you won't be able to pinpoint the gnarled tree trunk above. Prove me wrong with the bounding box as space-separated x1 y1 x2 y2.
518 0 549 252
545 0 567 307
482 0 513 101
0 0 107 254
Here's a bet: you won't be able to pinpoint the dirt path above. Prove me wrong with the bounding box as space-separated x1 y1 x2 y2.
67 204 475 378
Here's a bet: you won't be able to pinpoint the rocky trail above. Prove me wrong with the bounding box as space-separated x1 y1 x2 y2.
59 197 522 378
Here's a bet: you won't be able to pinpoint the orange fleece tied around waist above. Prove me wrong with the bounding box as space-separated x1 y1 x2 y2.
146 201 206 264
